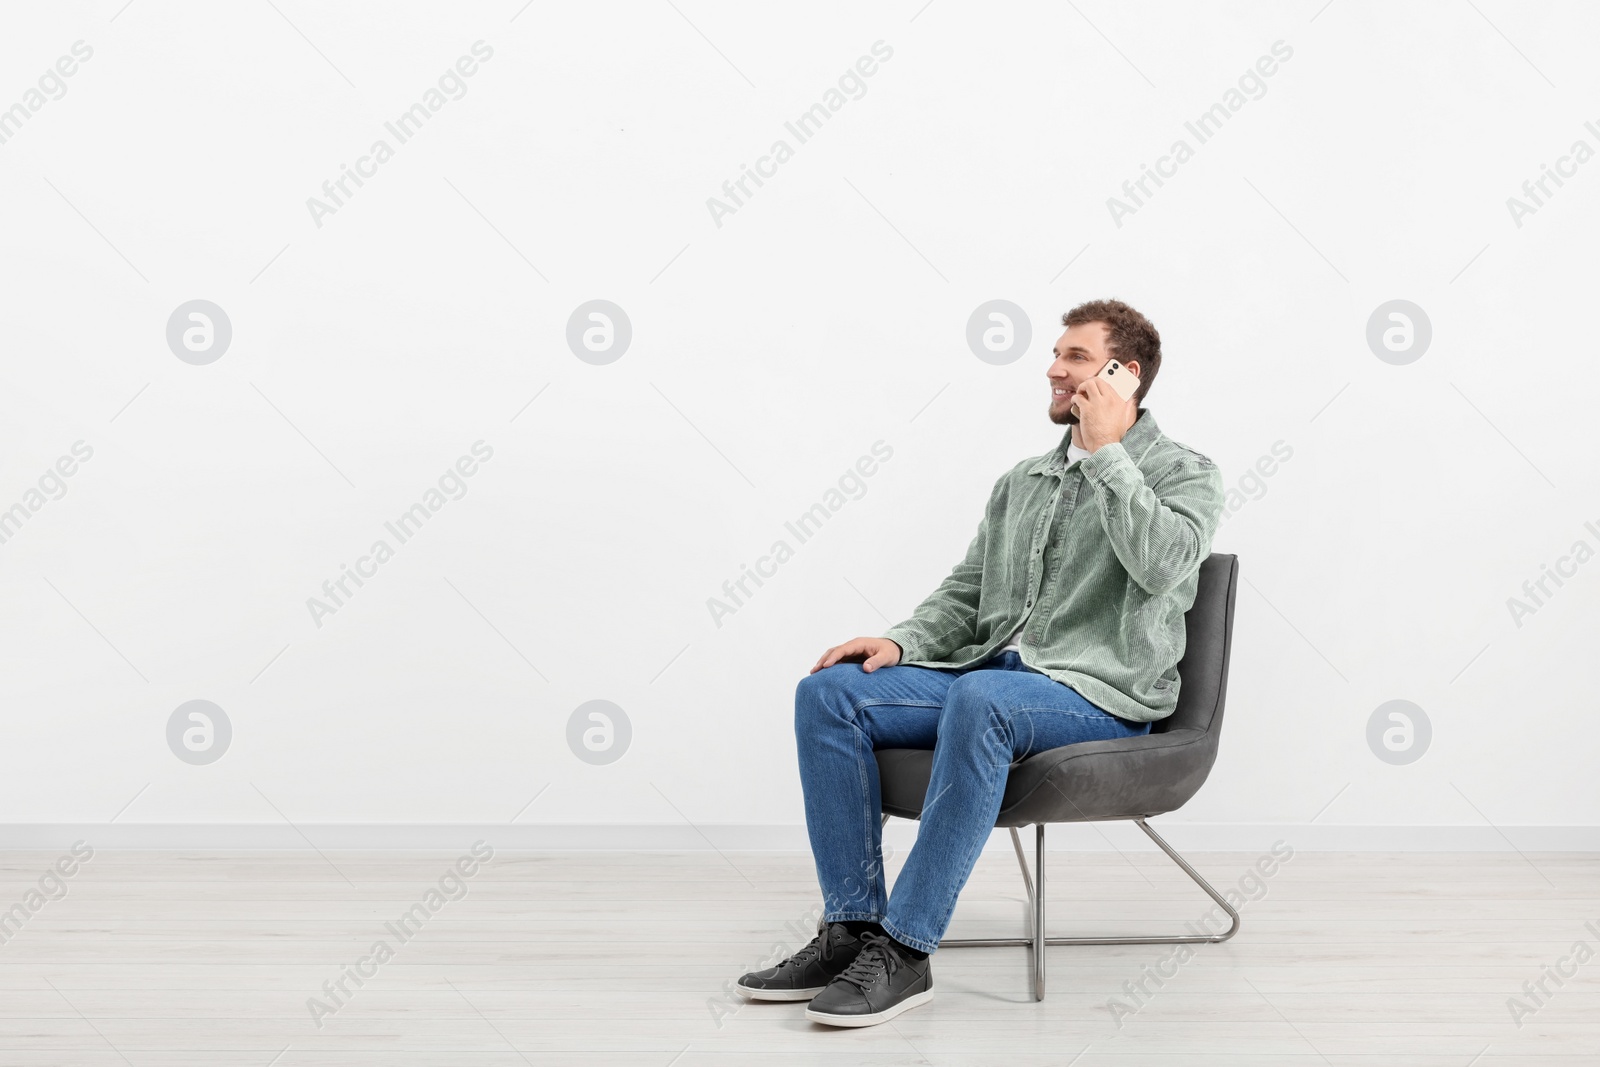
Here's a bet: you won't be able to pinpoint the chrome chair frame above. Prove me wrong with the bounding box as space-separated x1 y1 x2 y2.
881 813 1239 1001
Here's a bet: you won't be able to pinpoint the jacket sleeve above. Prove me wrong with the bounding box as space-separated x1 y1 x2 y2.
1078 442 1224 595
881 475 1003 662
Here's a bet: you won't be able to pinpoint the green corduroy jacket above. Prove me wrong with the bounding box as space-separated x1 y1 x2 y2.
881 407 1225 723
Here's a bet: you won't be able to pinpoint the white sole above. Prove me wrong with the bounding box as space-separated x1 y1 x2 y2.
735 983 825 1002
805 987 934 1027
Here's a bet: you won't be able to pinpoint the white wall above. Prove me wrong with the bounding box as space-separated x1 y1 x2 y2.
2 0 1595 847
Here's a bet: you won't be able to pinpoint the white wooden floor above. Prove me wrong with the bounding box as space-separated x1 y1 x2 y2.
0 845 1596 1065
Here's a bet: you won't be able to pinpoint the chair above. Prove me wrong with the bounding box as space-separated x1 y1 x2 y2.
875 552 1240 1000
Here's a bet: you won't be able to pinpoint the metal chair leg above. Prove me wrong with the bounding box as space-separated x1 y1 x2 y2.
1127 816 1241 943
1032 823 1046 1001
1008 827 1035 914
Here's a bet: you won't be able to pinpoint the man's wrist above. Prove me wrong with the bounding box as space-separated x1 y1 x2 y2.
881 632 912 661
1082 439 1128 469
1083 430 1126 454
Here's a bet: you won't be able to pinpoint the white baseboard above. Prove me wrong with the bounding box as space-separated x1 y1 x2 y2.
1 823 1597 851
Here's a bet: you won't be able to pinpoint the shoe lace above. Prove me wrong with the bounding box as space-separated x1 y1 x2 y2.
775 922 836 969
832 931 898 993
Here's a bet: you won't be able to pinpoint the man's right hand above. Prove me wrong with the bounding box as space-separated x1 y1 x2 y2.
810 637 903 675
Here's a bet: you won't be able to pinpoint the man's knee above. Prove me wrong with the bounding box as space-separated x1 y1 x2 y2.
794 666 860 733
941 673 1003 716
940 674 1012 742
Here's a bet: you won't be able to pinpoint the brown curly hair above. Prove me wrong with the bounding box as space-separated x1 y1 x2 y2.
1062 299 1161 403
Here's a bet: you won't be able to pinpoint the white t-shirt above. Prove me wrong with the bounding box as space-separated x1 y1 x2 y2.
1000 430 1093 654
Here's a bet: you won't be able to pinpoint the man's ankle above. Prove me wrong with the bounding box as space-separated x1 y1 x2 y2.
887 935 929 962
834 920 930 962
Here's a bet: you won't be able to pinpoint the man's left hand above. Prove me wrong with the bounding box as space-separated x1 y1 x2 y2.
1074 375 1138 452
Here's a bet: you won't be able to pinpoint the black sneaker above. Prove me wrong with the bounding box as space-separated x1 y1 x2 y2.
804 931 933 1027
735 921 867 1001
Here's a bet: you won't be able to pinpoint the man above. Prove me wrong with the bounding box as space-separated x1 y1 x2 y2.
735 298 1226 1027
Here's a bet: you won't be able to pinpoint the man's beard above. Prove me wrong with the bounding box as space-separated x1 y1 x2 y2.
1048 397 1080 427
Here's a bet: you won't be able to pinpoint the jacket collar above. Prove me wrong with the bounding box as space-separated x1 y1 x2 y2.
1028 406 1159 476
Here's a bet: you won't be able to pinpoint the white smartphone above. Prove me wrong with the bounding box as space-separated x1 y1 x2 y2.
1069 358 1139 417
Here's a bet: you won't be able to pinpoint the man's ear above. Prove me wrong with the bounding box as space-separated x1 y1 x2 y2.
1122 359 1141 379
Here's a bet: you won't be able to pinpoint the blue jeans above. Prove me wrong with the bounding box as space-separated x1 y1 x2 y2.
794 650 1150 954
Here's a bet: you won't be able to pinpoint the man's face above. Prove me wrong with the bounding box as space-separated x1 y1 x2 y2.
1047 321 1139 425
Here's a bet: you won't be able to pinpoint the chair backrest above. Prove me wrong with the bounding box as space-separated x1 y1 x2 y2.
1150 552 1239 737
